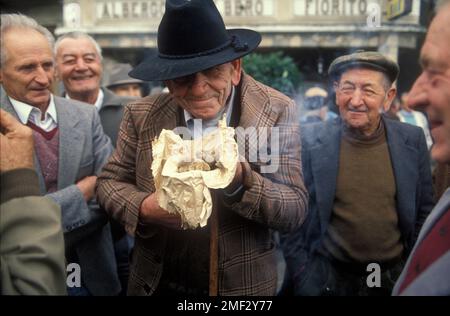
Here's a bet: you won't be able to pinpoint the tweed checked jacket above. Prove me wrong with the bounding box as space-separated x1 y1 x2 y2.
96 72 308 295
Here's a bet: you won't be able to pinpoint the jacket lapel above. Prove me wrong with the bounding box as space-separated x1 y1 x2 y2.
238 74 278 130
55 99 84 189
384 117 420 236
310 121 342 233
142 98 179 138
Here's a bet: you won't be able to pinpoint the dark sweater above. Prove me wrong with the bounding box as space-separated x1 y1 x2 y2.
27 122 59 193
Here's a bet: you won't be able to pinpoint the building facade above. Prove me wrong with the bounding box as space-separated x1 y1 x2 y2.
2 0 431 93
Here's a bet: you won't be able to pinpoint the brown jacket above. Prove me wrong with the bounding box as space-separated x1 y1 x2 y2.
96 73 308 295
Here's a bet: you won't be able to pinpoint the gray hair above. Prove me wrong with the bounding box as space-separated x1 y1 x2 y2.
55 31 103 60
0 13 55 67
380 73 393 92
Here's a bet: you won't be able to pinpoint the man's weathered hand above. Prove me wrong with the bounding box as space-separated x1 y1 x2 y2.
140 193 182 230
0 109 34 172
76 175 97 202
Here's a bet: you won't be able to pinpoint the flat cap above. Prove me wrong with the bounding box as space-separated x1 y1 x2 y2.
107 63 144 89
328 51 399 83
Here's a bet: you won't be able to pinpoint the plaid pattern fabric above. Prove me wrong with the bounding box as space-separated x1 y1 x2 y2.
96 73 308 295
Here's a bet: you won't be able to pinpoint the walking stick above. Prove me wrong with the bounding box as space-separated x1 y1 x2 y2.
209 190 219 296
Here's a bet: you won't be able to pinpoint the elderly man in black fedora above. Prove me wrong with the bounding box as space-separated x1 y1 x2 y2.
96 0 308 296
281 51 434 296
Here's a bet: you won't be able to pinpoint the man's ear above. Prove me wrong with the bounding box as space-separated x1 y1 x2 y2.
384 87 397 112
164 80 173 93
230 59 242 86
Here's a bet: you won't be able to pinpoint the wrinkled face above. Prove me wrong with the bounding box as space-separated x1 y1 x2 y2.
407 5 450 163
55 37 102 97
334 68 396 135
110 83 142 97
0 28 54 109
165 60 242 120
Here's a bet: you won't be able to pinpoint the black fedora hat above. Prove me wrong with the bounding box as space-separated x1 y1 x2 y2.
129 0 261 81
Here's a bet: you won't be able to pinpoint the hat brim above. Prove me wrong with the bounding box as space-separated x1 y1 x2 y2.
129 29 261 81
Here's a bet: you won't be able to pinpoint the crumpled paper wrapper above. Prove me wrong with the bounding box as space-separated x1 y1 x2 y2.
151 116 238 229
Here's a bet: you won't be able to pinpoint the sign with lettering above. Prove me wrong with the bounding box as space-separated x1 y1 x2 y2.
215 0 275 17
294 0 381 16
96 1 165 20
95 0 274 21
386 0 412 20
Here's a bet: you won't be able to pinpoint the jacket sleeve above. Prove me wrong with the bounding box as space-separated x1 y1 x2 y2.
0 170 67 295
47 109 113 243
95 104 150 237
414 128 434 242
225 99 308 233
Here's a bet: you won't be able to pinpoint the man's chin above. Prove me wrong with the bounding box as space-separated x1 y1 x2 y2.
189 108 222 120
431 144 450 164
346 120 368 130
68 82 97 93
29 97 50 108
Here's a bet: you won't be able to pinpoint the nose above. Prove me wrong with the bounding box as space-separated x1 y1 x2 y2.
128 86 141 97
74 58 88 71
349 88 364 107
188 72 209 95
34 66 50 86
407 72 428 111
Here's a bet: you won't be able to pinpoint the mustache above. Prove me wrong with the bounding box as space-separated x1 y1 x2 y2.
348 106 368 112
30 85 51 90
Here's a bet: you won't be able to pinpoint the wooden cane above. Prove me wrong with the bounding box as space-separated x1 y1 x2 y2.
209 190 219 296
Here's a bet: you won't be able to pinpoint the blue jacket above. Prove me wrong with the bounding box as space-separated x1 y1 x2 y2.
282 117 434 275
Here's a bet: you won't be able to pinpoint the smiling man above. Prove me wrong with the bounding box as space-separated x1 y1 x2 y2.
55 32 134 147
0 13 119 296
54 32 133 296
281 51 434 296
392 0 450 296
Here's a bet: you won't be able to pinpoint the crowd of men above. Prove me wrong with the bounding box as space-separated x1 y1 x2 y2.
1 0 449 296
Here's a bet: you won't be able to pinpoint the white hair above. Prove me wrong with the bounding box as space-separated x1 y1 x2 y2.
55 31 103 60
0 13 55 67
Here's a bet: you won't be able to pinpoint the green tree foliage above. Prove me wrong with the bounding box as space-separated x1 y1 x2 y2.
243 51 302 97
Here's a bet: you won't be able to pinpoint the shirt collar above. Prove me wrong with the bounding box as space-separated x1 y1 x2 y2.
9 94 57 124
94 88 104 111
